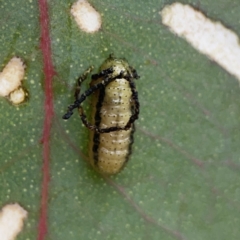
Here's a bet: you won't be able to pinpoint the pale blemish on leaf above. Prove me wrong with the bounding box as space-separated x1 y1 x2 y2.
9 87 28 105
161 3 240 81
0 57 27 104
0 203 28 240
71 0 102 33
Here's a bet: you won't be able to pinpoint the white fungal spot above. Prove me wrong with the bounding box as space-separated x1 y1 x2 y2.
71 0 101 33
161 3 240 81
0 57 25 97
0 203 28 240
9 87 27 105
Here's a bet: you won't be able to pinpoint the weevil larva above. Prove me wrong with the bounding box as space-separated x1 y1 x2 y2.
63 54 140 174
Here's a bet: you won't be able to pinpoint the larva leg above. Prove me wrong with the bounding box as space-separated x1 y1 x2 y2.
74 66 94 100
62 66 94 119
63 74 115 120
123 78 139 130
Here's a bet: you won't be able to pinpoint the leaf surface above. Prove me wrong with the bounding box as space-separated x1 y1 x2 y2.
0 1 240 239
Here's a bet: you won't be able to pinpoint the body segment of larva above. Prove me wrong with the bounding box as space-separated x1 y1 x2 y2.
89 78 134 174
63 55 140 175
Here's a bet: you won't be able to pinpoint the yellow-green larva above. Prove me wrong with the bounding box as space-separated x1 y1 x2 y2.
63 54 140 175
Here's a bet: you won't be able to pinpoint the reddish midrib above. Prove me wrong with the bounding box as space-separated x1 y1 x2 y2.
38 0 55 239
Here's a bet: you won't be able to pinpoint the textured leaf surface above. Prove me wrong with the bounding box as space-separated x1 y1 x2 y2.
0 0 240 239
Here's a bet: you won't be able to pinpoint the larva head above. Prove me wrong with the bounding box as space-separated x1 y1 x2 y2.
100 54 132 78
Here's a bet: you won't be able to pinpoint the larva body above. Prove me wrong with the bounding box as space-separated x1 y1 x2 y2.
63 55 140 175
89 77 134 174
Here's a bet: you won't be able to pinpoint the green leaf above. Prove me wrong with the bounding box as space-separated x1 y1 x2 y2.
0 0 240 239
